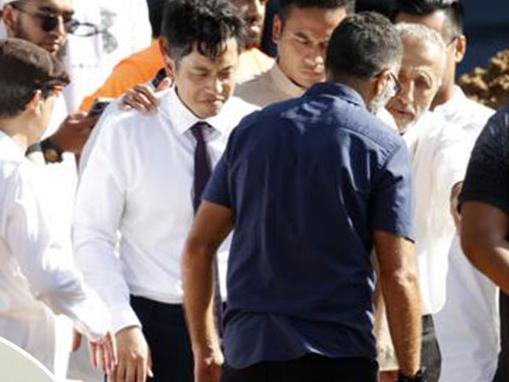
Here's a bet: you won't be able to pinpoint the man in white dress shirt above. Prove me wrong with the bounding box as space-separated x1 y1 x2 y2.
73 0 257 381
385 23 465 382
0 38 115 379
393 1 499 381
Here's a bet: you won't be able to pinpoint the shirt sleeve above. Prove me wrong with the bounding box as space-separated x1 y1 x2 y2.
203 154 232 208
372 142 414 240
73 115 141 333
460 108 509 215
5 167 110 342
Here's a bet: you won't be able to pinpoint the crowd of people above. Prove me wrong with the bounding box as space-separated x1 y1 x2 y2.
0 0 508 382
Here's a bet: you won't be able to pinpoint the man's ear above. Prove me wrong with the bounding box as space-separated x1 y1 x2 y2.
158 37 176 79
454 34 467 64
2 5 18 36
272 14 282 44
28 90 43 114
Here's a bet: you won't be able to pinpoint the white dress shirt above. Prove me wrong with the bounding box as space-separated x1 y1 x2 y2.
403 111 467 315
433 87 499 382
0 131 110 376
73 88 258 333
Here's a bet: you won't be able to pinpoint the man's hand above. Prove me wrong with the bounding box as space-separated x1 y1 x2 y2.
120 77 172 113
89 331 118 376
72 330 82 352
194 347 223 382
380 370 399 382
110 326 153 382
49 113 98 154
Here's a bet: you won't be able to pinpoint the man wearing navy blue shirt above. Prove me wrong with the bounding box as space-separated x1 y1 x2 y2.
183 12 424 382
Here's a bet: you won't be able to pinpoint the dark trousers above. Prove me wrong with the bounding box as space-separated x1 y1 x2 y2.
421 315 441 382
130 296 194 382
221 355 378 382
493 291 509 382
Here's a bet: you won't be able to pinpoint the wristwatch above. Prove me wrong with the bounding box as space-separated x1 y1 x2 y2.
40 138 64 163
397 368 427 382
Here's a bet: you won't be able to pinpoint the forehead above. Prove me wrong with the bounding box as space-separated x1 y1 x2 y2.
27 0 74 13
400 38 443 77
230 0 265 8
395 11 452 38
284 7 347 38
181 38 239 68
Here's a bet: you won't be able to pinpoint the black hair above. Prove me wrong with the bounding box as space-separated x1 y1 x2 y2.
161 0 246 63
0 82 56 118
279 0 356 18
148 0 165 38
392 0 464 35
325 11 402 80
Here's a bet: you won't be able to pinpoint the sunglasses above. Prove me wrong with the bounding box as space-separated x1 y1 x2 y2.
10 1 78 33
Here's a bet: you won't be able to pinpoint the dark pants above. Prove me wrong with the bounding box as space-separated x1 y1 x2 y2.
221 354 378 382
130 296 194 382
493 291 509 382
421 315 441 382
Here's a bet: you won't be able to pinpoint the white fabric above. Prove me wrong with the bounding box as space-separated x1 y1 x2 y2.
403 111 467 315
73 88 258 333
433 87 499 382
0 131 110 376
63 0 151 112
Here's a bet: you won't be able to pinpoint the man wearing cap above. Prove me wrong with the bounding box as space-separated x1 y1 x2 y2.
0 37 116 378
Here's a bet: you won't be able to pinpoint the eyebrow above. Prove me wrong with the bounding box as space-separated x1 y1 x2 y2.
38 5 74 16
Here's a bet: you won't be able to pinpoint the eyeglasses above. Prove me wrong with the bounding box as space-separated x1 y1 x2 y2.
10 1 77 33
446 35 459 48
9 1 100 37
385 70 401 95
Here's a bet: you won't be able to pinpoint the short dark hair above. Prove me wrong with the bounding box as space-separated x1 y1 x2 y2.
161 0 246 64
279 0 356 18
0 38 69 118
325 11 402 80
393 0 464 35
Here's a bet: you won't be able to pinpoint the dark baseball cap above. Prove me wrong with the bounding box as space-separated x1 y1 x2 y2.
0 38 69 90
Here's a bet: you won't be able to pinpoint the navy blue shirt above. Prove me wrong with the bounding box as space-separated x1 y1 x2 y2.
204 82 414 368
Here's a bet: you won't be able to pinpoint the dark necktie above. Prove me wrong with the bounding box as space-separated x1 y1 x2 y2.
190 122 223 333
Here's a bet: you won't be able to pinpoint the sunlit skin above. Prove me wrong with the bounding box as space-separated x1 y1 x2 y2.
230 0 267 48
387 37 444 130
2 0 73 56
161 38 239 119
395 11 467 108
273 6 348 89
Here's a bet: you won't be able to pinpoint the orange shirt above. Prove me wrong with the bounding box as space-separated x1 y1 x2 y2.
80 41 164 112
80 40 274 112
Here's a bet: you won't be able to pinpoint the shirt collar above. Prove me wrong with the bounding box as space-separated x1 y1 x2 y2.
304 82 366 108
158 86 231 136
0 130 25 163
433 85 466 117
269 63 306 99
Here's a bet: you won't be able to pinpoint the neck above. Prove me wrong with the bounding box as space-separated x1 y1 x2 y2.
431 83 456 110
0 117 37 152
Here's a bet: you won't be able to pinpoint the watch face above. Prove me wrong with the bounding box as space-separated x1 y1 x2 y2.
45 148 61 163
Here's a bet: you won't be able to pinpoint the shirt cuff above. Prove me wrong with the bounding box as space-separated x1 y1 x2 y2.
110 302 142 333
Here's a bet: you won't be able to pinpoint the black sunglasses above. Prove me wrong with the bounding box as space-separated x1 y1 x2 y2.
9 1 100 36
10 1 77 33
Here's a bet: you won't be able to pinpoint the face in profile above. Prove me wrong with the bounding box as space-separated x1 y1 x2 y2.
273 6 348 89
5 0 74 57
230 0 267 49
172 38 239 119
387 38 444 130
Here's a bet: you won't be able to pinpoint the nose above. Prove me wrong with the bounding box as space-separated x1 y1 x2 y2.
303 45 326 72
247 0 264 23
397 80 414 107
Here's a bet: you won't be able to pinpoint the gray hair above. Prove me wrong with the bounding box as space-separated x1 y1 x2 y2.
396 22 447 77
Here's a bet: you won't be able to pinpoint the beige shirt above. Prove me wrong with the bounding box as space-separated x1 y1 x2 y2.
235 63 304 107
